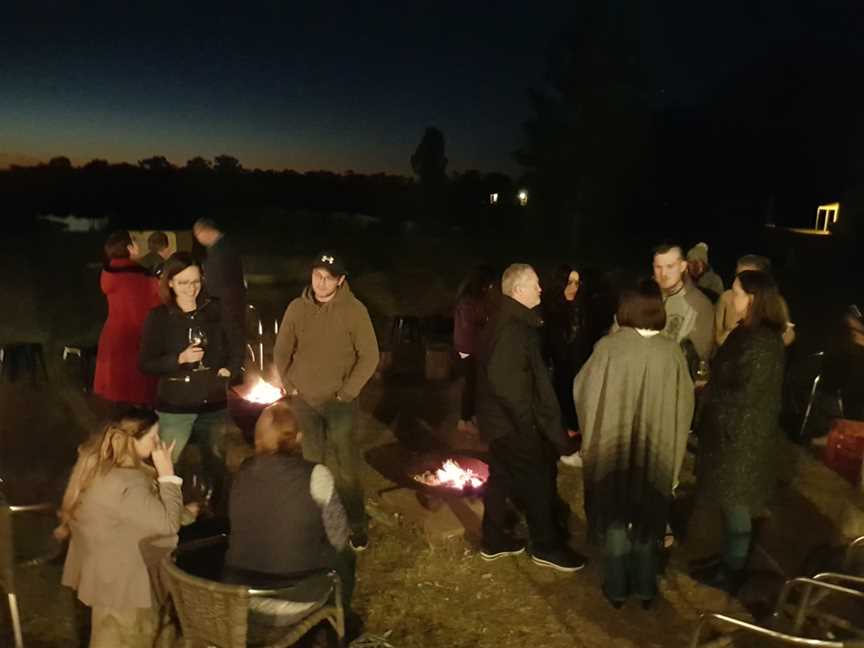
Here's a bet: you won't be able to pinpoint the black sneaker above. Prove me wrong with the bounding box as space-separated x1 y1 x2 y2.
480 537 525 561
530 547 587 572
349 532 369 552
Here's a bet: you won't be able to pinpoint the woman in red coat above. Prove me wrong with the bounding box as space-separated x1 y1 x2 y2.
93 231 161 407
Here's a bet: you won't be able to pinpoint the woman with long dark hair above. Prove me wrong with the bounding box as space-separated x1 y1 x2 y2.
56 409 184 647
542 264 591 434
691 270 787 593
93 230 161 407
139 252 243 507
453 265 496 433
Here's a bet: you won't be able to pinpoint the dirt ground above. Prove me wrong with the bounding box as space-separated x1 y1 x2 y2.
3 366 861 648
1 227 862 647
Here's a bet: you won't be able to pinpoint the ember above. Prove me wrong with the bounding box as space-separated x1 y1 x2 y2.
243 377 283 404
413 459 485 490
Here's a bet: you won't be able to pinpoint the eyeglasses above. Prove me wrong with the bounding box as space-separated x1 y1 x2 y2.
173 280 202 287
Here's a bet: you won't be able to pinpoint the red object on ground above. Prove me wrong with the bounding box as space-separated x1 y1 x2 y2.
823 418 864 485
93 259 161 405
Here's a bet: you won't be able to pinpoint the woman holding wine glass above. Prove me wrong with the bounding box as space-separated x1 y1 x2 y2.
139 252 244 512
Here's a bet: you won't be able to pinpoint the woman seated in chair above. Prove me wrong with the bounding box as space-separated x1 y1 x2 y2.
55 408 189 648
226 400 355 629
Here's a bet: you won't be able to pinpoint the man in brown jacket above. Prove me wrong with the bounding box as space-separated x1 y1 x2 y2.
273 251 379 551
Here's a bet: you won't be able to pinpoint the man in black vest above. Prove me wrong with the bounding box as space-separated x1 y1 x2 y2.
476 263 586 572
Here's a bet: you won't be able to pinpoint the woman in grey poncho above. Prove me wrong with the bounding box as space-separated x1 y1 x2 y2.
574 280 694 608
691 270 786 593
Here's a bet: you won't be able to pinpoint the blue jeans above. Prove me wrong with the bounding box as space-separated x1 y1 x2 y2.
291 397 367 536
723 505 751 570
604 523 657 602
157 409 228 508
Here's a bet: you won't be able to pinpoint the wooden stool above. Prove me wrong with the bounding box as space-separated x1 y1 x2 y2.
0 343 48 385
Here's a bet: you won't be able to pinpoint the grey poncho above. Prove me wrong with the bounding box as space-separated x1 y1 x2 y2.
574 328 695 542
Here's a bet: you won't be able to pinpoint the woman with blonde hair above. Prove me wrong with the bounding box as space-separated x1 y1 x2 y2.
56 408 186 647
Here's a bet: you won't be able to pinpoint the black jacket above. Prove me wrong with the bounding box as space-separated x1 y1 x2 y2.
476 296 573 454
139 298 243 413
202 236 247 333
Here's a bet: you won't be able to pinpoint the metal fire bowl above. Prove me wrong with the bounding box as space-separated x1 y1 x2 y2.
365 443 489 498
227 387 285 445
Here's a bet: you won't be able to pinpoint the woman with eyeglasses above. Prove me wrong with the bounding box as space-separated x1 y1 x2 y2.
138 252 243 511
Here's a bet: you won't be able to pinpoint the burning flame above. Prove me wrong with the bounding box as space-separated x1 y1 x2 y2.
414 459 484 490
243 377 284 404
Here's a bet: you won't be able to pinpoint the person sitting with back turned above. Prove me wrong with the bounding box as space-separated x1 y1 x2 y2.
225 400 355 640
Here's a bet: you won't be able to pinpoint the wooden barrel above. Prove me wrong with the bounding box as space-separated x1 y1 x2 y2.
425 344 452 381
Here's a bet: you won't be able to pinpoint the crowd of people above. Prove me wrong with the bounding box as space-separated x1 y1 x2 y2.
55 226 802 644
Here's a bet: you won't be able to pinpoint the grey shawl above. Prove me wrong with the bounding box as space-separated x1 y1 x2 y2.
574 329 694 541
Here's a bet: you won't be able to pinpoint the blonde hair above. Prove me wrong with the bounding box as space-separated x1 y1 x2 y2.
55 410 159 536
254 400 302 455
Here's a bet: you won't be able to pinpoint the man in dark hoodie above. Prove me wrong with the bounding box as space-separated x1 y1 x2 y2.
476 263 585 573
273 251 379 551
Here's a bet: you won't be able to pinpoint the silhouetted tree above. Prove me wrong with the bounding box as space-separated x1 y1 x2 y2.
410 127 448 223
516 2 658 248
138 156 174 172
214 154 242 173
185 156 213 171
48 156 72 169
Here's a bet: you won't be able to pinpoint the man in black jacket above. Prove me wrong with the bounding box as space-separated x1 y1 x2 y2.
193 218 247 368
476 263 585 572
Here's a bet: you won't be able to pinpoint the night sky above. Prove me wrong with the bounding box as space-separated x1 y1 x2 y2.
1 1 858 175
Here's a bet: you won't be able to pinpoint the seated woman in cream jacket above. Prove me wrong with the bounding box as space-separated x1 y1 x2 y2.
55 408 192 648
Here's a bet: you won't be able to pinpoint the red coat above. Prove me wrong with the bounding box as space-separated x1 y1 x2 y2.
93 259 161 405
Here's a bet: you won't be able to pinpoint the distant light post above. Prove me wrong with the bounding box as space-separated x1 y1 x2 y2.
489 192 499 205
517 190 528 207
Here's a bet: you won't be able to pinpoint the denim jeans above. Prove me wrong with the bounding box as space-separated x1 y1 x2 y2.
603 523 657 602
723 505 751 570
156 409 228 510
291 397 367 536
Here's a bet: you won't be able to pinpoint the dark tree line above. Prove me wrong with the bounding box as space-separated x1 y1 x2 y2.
0 151 519 234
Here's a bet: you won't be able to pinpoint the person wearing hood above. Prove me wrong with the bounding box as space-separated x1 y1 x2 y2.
273 251 379 552
686 242 725 303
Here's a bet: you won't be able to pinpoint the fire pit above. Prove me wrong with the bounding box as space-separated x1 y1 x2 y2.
413 458 485 493
365 444 489 498
227 377 285 445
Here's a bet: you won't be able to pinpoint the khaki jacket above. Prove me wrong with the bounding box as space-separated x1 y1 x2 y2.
273 281 379 405
62 467 183 609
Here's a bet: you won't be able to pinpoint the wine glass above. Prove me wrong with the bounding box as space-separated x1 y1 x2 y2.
695 360 710 384
188 326 208 371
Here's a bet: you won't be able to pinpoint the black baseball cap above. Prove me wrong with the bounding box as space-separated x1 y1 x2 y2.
311 251 347 277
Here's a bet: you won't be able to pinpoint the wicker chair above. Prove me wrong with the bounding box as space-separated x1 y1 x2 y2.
160 536 345 647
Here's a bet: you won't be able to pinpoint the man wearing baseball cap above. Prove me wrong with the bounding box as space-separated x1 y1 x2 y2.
273 251 379 551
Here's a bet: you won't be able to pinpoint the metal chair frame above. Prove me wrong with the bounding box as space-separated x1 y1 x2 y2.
799 352 846 439
690 536 864 647
1 498 56 648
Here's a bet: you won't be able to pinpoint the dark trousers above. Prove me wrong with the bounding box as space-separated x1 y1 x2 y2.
292 397 367 536
482 433 563 553
457 355 477 421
